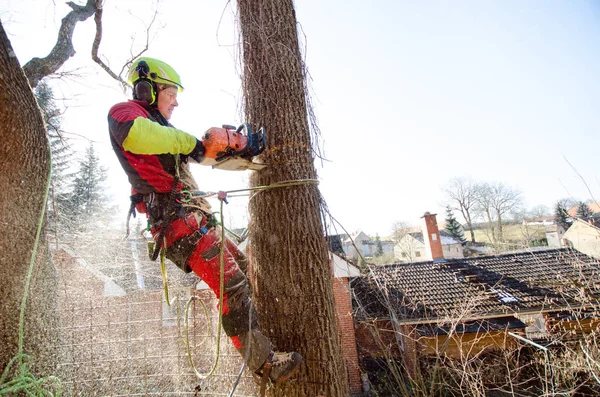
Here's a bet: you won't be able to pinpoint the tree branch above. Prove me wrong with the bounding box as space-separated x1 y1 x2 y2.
91 0 160 89
22 0 99 88
90 1 128 87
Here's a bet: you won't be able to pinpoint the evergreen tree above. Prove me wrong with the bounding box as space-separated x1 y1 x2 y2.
576 201 593 220
69 143 107 219
34 81 75 231
374 234 383 257
554 201 571 230
445 205 467 244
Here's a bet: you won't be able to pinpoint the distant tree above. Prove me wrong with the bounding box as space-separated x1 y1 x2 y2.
443 177 478 243
475 182 522 243
557 197 578 212
554 201 571 231
68 143 107 220
391 220 412 243
374 234 383 257
529 204 551 219
444 205 466 244
391 221 418 262
576 201 593 220
34 81 75 232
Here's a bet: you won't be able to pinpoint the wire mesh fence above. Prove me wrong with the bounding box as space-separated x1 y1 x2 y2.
51 231 259 397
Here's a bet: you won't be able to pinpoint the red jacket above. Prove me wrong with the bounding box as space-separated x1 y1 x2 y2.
108 100 198 194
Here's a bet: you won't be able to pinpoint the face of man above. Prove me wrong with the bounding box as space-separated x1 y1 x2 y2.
156 86 179 120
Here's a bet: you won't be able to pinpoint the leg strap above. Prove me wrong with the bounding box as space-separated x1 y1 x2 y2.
259 351 274 397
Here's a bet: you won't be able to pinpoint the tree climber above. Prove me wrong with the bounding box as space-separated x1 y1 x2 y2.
107 57 302 383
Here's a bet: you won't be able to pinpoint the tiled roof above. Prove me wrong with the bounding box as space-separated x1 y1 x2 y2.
408 230 460 245
352 248 600 323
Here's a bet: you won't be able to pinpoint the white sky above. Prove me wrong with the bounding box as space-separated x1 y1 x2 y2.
1 0 599 236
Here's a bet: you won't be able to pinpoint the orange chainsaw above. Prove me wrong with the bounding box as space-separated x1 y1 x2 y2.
200 123 266 171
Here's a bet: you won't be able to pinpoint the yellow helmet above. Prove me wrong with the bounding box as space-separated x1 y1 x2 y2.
127 57 184 105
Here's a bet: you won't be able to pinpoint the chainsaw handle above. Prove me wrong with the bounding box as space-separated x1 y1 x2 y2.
236 123 266 157
236 123 251 136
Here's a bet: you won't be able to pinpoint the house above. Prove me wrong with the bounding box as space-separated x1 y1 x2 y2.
342 230 375 260
351 216 600 380
394 212 464 262
380 239 396 255
563 218 600 259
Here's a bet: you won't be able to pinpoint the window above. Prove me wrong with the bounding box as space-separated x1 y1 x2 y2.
401 252 407 258
415 251 421 257
431 233 437 241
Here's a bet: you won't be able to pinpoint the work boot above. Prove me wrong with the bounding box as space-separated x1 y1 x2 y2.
256 351 303 383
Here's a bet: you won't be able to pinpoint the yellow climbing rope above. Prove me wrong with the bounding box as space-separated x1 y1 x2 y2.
183 198 227 379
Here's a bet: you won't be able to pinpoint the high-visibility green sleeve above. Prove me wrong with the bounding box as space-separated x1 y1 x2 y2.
122 117 197 155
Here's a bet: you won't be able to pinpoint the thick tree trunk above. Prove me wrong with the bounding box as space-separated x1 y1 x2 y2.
0 22 60 378
237 1 349 396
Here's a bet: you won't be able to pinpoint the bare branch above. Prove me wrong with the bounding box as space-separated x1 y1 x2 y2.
22 0 99 88
91 0 160 89
90 1 127 86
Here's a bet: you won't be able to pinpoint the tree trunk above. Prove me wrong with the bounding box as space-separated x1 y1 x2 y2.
485 209 496 244
0 21 60 378
496 212 503 243
237 1 349 396
461 208 476 243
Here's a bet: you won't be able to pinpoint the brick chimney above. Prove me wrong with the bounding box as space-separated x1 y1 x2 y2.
421 212 444 261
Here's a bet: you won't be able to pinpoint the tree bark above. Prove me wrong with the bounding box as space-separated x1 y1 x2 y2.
237 1 349 396
0 21 60 378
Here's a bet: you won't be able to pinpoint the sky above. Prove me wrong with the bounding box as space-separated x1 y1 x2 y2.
1 0 599 236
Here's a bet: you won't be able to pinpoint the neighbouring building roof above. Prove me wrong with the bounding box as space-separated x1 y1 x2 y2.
352 248 600 324
568 202 600 217
523 215 556 225
408 230 461 246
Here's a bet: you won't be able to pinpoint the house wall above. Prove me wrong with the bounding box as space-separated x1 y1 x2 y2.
354 319 527 362
417 329 523 359
354 320 402 358
546 231 563 248
443 243 465 259
394 237 425 262
546 314 600 338
381 240 395 254
344 231 375 260
333 277 363 394
394 239 464 262
563 221 600 259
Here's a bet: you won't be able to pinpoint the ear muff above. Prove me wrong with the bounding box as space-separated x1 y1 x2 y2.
132 60 158 105
133 79 157 105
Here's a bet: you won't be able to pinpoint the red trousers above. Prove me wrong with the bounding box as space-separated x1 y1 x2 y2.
151 210 271 370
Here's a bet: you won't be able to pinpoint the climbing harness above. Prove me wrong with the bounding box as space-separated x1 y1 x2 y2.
151 155 182 261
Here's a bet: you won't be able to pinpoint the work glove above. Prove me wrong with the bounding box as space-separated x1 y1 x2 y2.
188 138 205 163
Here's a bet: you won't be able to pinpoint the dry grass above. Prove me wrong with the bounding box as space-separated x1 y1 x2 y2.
466 224 546 245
